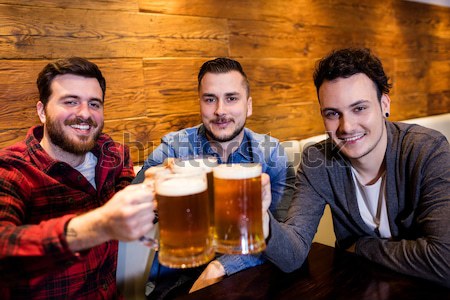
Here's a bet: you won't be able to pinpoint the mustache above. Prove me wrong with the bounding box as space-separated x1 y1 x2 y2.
64 117 98 128
212 117 234 123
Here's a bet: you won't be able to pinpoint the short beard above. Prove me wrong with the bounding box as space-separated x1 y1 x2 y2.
204 122 245 143
46 116 103 155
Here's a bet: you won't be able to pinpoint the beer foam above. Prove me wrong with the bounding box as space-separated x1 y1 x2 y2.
172 157 218 173
156 175 207 196
144 166 171 179
213 163 262 179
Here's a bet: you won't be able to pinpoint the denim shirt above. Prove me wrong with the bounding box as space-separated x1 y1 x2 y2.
134 124 295 276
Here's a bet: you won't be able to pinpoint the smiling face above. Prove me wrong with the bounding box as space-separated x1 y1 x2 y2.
199 71 252 143
318 73 390 165
37 74 104 156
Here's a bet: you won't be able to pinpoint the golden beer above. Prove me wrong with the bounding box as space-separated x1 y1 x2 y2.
172 157 218 231
213 163 265 254
155 172 214 268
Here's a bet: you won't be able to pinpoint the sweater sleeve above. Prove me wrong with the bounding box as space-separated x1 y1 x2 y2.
264 147 327 272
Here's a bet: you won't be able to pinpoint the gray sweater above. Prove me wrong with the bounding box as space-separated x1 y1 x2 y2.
264 121 450 287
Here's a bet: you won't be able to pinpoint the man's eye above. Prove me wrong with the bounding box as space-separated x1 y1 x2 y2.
324 111 339 119
228 97 237 102
204 98 215 103
354 106 366 112
64 100 77 106
90 101 102 109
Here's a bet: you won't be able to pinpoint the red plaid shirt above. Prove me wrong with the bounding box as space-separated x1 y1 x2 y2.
0 126 134 299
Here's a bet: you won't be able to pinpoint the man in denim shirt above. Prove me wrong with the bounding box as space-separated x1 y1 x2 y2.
133 58 295 298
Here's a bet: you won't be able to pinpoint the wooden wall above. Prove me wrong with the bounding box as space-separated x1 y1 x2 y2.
0 0 449 164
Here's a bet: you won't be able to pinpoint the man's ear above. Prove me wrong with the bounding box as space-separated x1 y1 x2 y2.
247 96 253 117
36 101 46 124
381 94 391 116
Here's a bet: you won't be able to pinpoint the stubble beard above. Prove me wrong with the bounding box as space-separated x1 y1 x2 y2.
204 120 246 143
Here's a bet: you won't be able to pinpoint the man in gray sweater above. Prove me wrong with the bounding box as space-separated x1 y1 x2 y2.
263 48 450 287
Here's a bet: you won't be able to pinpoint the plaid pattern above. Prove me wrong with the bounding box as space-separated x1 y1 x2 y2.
0 126 134 299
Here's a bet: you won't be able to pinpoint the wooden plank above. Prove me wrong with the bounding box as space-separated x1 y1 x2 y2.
0 0 138 11
428 92 450 115
0 59 146 130
95 59 147 121
248 101 325 141
241 58 317 106
143 58 204 117
0 61 45 130
139 0 449 39
0 127 29 150
138 0 313 22
392 0 450 38
390 94 428 121
104 113 201 164
0 4 229 59
427 60 450 93
228 19 439 60
393 59 428 95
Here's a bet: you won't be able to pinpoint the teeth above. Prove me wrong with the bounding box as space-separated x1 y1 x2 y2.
342 134 364 142
71 124 90 130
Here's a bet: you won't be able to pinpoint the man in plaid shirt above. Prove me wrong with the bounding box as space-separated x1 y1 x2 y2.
0 57 155 299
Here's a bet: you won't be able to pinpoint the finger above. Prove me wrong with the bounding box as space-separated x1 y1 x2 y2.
261 173 270 185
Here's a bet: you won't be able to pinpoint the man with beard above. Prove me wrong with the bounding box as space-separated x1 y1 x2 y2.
0 57 156 299
133 57 295 298
262 48 450 287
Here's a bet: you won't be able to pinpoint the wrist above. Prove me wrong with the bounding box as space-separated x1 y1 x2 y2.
209 260 226 277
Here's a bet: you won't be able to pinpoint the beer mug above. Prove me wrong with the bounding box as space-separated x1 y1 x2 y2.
213 163 265 254
171 156 218 233
155 171 214 268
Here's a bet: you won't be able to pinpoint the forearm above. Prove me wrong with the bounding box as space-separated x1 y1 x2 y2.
263 213 311 273
356 237 450 287
65 208 111 252
0 215 80 282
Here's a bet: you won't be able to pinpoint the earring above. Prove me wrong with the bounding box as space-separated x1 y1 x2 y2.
385 112 390 118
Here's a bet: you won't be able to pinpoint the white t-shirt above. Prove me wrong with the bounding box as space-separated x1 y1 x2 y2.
351 167 392 238
74 151 98 190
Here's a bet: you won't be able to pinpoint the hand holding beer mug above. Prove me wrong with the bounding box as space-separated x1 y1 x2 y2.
155 170 214 268
138 165 171 248
213 163 266 254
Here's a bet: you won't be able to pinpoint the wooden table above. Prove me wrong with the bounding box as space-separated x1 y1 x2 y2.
178 243 449 300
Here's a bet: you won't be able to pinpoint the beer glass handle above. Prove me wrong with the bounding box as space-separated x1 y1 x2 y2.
139 220 159 250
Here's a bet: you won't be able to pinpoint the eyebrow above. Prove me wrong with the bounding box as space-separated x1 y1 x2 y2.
201 92 240 97
321 99 370 112
225 92 240 97
60 94 104 103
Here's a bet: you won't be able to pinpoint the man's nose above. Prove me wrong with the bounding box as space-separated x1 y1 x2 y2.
339 114 354 133
77 102 91 119
214 99 225 116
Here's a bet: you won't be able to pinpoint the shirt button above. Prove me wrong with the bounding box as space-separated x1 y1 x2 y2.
68 197 74 204
102 283 108 291
77 175 83 181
